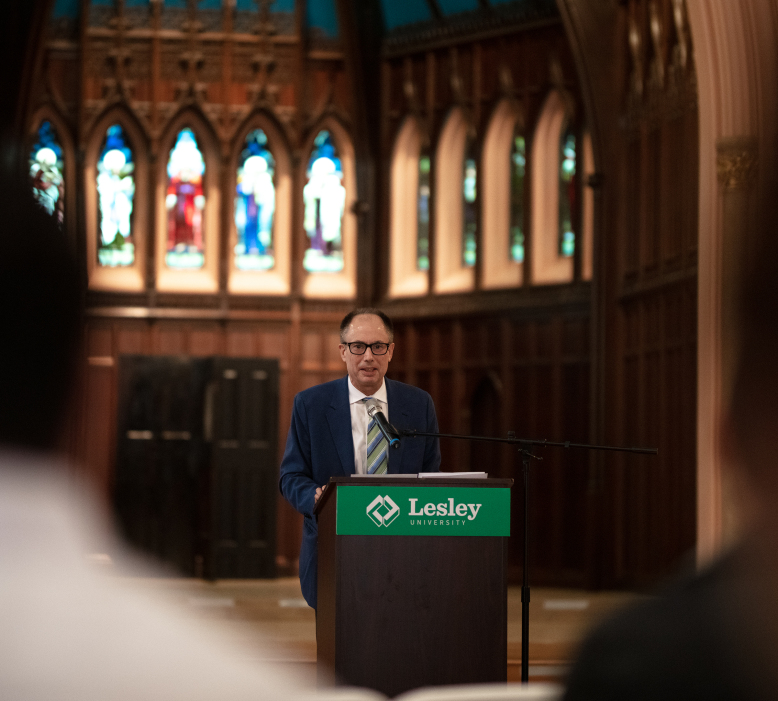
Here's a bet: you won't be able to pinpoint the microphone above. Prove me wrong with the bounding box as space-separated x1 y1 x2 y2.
365 401 401 449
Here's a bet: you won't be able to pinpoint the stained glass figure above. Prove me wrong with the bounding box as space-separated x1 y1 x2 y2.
165 128 206 269
510 132 526 263
29 121 65 225
417 149 431 271
235 129 275 271
462 137 477 267
97 124 135 267
303 131 346 273
559 127 577 258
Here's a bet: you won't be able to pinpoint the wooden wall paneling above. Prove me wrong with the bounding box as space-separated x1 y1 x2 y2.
225 324 258 357
115 321 149 356
189 323 224 357
83 322 119 496
152 322 188 355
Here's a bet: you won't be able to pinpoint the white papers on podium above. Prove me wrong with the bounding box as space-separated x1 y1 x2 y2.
350 473 418 478
418 472 487 478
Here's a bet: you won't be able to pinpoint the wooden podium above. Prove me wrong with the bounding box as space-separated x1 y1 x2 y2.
314 475 513 697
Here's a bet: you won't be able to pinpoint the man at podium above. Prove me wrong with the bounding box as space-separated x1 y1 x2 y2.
280 308 441 608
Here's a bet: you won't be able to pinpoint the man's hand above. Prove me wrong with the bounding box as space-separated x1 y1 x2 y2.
314 485 325 504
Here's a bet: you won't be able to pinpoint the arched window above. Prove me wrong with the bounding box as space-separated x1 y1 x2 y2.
165 127 206 270
96 124 136 267
303 130 345 273
417 146 431 272
388 117 427 298
434 108 475 294
530 91 575 285
581 131 594 281
559 125 577 258
481 100 523 289
29 120 65 225
510 131 526 263
235 129 275 271
462 135 478 268
84 110 147 292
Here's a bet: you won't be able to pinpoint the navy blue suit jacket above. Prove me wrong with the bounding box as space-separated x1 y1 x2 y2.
279 376 441 608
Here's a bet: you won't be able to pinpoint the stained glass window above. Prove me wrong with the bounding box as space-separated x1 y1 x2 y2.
510 132 526 263
559 126 577 258
303 131 346 273
166 128 206 269
97 124 135 267
235 129 275 271
29 121 65 225
462 137 477 267
417 149 431 271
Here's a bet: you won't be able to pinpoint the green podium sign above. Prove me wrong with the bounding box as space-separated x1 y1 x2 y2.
335 485 511 536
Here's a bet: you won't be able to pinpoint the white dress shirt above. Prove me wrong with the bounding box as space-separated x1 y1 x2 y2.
347 376 389 474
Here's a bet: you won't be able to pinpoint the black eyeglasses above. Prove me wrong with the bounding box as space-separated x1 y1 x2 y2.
343 341 391 356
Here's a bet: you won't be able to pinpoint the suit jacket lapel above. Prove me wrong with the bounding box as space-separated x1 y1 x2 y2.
326 376 355 475
386 379 407 474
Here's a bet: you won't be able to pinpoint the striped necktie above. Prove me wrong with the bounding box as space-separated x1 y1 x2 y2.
363 398 388 475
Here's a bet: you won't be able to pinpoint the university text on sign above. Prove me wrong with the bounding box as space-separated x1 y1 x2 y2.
336 485 510 536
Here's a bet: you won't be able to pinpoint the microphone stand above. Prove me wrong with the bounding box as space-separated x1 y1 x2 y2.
399 427 657 683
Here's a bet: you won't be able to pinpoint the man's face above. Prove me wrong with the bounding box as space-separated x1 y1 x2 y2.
339 314 394 396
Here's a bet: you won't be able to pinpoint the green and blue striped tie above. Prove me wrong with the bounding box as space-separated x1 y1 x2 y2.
363 399 388 475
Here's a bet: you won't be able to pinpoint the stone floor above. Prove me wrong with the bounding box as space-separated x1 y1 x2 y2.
126 576 642 683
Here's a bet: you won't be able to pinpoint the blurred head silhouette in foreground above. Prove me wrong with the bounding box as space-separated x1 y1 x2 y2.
0 179 309 699
0 179 82 452
564 165 778 701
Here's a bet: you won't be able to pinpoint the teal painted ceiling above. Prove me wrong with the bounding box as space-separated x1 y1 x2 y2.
52 0 339 38
53 0 546 37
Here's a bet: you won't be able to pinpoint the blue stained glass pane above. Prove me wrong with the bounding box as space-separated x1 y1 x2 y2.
164 0 188 8
462 138 477 267
437 0 479 15
510 133 526 263
166 128 206 269
235 129 276 271
52 0 80 19
381 0 431 30
29 121 65 226
97 124 136 267
558 128 577 257
417 151 431 271
307 0 339 37
303 131 345 273
198 0 222 9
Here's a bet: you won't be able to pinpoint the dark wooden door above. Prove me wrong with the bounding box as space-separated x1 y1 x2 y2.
114 355 208 575
206 357 279 578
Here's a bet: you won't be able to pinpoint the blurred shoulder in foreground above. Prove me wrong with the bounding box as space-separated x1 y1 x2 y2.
0 182 312 700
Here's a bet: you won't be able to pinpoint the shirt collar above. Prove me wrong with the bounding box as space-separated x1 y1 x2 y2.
348 376 388 405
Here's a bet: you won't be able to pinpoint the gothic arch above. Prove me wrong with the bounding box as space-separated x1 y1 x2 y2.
27 105 77 247
388 116 428 298
530 90 575 285
83 104 149 292
155 108 221 293
581 130 594 282
482 99 525 289
228 111 293 296
299 116 357 300
434 107 476 294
